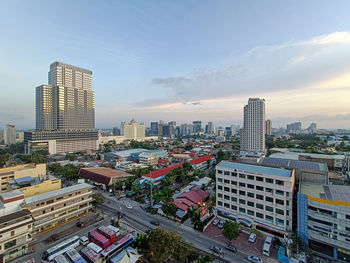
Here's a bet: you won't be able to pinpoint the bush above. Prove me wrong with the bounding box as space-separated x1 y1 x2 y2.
250 228 263 237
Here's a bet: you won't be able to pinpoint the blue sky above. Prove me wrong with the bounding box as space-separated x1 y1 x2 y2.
1 0 350 129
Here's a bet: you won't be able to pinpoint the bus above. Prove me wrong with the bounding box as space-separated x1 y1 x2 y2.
43 235 80 261
107 225 121 236
54 254 70 263
101 234 135 261
87 242 103 254
97 226 117 243
81 247 102 263
88 230 110 249
65 249 88 263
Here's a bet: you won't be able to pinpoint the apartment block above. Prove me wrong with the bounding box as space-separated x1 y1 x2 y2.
24 183 92 234
216 161 294 238
298 182 350 262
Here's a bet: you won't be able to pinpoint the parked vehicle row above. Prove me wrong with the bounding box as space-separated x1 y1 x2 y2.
211 218 225 229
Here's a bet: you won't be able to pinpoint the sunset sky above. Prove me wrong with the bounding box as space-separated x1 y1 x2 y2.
1 0 350 129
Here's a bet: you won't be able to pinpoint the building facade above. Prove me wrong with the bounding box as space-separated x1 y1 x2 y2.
265 120 272 136
216 161 294 238
193 121 202 134
4 125 15 146
286 122 301 134
150 122 159 136
123 120 145 141
240 98 266 156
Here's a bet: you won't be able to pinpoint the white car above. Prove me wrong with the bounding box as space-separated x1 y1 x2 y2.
126 204 133 209
248 233 257 243
247 256 262 263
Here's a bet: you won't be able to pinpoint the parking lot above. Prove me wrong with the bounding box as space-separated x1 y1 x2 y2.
204 219 279 263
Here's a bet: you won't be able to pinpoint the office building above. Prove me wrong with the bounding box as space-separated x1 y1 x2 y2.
231 125 240 135
308 123 317 133
4 124 16 145
193 121 202 134
298 182 350 261
25 62 98 154
205 122 215 135
216 161 294 238
123 120 145 141
240 98 266 156
150 122 159 136
265 120 272 136
286 122 301 134
225 127 232 136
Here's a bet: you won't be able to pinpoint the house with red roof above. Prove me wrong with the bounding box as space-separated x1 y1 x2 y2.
189 155 215 170
142 163 183 182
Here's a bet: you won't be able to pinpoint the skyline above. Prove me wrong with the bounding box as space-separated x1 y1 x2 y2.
2 1 350 129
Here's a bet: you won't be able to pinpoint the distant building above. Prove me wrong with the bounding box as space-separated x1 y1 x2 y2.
308 122 317 133
193 121 202 134
112 127 121 136
150 122 159 136
4 124 16 145
286 122 301 134
16 132 24 142
205 122 215 135
123 120 145 141
265 120 272 136
240 98 266 156
231 125 240 135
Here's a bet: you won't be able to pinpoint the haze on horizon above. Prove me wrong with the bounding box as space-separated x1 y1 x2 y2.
1 0 350 130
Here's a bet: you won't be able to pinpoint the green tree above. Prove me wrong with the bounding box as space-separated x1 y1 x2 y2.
162 203 178 219
92 193 105 204
222 221 239 242
0 154 10 168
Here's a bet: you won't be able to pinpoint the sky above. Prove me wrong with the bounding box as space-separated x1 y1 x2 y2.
1 0 350 130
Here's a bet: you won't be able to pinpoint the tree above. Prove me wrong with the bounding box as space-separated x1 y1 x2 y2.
162 203 178 219
222 221 239 242
92 193 105 204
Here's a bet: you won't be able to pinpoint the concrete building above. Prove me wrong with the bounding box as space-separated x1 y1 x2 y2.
25 62 97 154
205 122 215 135
216 161 294 238
139 152 158 166
240 98 266 156
4 125 15 146
78 168 134 188
150 122 159 136
265 120 272 136
286 122 301 134
298 182 350 262
0 164 46 193
123 120 145 141
16 132 24 143
193 121 202 134
24 183 92 234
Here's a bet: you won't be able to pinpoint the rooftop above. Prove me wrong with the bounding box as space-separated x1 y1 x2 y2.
143 164 183 179
300 182 350 203
260 157 328 172
25 183 91 205
190 155 214 165
79 168 134 185
107 149 148 158
217 161 292 177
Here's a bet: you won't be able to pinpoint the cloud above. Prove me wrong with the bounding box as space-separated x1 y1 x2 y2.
135 32 350 110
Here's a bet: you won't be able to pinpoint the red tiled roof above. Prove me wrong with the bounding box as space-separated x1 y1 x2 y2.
177 189 209 204
176 198 196 207
174 200 188 211
189 152 197 157
190 155 214 165
143 163 183 179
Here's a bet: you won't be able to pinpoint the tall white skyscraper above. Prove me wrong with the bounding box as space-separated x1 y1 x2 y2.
240 98 266 156
4 124 16 145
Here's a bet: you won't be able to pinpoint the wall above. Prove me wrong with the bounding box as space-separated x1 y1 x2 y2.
20 179 61 198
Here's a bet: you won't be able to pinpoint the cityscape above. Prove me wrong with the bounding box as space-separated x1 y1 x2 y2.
1 2 350 263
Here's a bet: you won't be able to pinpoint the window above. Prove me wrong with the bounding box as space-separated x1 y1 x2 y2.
247 184 254 189
265 215 274 222
224 195 230 200
247 175 254 180
218 178 223 183
239 199 246 205
231 181 237 185
231 205 237 210
266 206 273 212
276 209 284 215
231 189 237 194
256 186 264 191
276 199 284 205
256 212 264 219
276 180 284 186
4 240 16 250
248 192 254 198
266 197 274 203
239 207 246 213
239 174 246 179
239 182 246 187
11 231 15 236
239 190 246 196
265 178 273 184
276 218 284 225
256 194 263 200
231 172 237 177
276 190 284 196
224 179 230 184
266 188 273 193
256 203 264 210
256 177 263 182
248 201 254 207
248 210 254 216
231 197 237 202
218 193 223 198
218 201 223 206
224 187 230 192
223 171 230 176
224 203 230 208
218 170 223 174
218 185 223 190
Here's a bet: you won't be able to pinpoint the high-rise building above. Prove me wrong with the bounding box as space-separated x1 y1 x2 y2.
308 123 317 133
205 122 215 135
150 122 159 136
25 62 98 154
240 98 266 156
123 120 145 141
286 122 301 134
4 124 16 145
193 121 202 134
265 120 272 136
231 124 240 135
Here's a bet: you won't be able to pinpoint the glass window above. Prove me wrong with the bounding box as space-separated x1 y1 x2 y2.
239 182 246 187
276 208 284 215
265 178 273 184
256 186 264 191
266 215 274 222
239 207 246 213
231 172 237 177
239 190 246 196
218 178 223 183
224 203 230 208
218 193 223 198
248 210 254 216
247 184 254 189
266 206 273 212
239 174 246 178
266 197 274 203
256 194 264 200
248 201 254 207
256 203 264 210
218 201 223 206
276 199 284 205
231 181 237 185
224 179 230 184
256 212 264 219
256 176 263 182
247 175 254 180
231 205 237 210
224 171 230 176
276 190 284 196
224 195 230 200
218 185 223 190
266 188 273 193
231 188 237 194
239 199 246 205
276 218 284 225
276 180 284 186
231 197 237 202
224 187 230 192
248 192 254 198
218 170 223 174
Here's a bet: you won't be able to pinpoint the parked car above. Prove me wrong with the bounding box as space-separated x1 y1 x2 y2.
210 245 223 254
248 233 257 243
212 218 219 226
219 219 226 225
247 256 262 263
126 204 133 209
217 222 224 229
150 220 160 226
226 244 237 252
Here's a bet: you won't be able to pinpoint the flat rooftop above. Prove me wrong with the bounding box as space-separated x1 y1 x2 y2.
79 168 134 185
301 182 350 203
106 149 148 158
270 152 344 160
217 161 292 177
260 157 328 172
